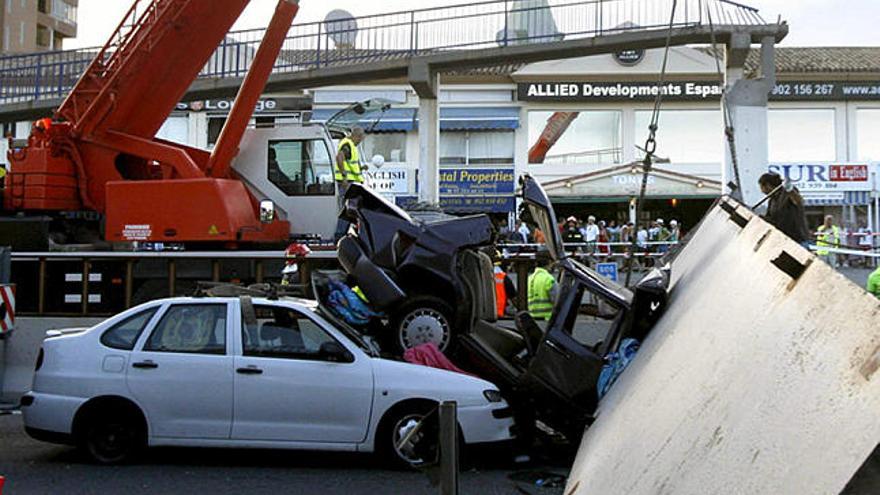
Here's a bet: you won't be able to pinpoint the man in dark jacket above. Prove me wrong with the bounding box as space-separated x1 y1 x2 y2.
758 173 811 246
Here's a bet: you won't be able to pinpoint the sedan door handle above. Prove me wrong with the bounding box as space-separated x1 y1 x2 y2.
236 367 263 375
132 360 158 369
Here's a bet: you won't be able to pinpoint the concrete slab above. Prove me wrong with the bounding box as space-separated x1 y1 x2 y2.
566 199 880 495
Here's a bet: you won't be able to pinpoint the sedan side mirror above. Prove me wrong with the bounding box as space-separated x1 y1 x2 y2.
319 341 352 363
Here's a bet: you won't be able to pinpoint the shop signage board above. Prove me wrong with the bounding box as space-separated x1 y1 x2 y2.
517 81 880 102
175 97 311 114
439 168 516 196
364 167 409 195
395 195 516 213
768 163 873 193
402 167 517 213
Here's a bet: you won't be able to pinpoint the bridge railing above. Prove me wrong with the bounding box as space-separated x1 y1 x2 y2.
0 0 766 107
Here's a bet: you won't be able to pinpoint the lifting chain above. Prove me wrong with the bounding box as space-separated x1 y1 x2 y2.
624 0 677 287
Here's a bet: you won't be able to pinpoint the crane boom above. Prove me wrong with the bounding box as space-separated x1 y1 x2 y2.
5 0 299 245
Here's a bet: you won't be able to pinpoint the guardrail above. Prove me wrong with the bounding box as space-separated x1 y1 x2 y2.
0 0 767 105
10 246 667 317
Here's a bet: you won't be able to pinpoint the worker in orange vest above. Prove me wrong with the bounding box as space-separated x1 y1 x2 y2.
493 250 513 319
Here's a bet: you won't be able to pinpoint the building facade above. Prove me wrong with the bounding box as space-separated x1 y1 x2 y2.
19 44 873 235
0 0 77 53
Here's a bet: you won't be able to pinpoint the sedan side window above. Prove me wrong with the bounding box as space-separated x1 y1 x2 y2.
100 306 159 350
144 304 227 355
243 305 341 360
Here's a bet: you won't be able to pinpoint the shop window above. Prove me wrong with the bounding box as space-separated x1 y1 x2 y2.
207 117 225 147
156 116 189 145
634 110 720 164
361 132 406 163
769 108 836 162
267 139 334 196
528 111 622 165
440 131 514 166
36 24 50 48
857 109 880 161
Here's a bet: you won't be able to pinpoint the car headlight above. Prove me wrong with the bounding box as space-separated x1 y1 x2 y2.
483 389 503 403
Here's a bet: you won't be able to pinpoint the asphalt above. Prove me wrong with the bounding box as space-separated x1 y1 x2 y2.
0 413 568 495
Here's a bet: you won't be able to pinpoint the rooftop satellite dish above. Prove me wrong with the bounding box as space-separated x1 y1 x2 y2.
324 9 358 50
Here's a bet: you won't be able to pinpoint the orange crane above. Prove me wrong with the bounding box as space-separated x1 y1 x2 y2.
528 111 578 164
5 0 300 245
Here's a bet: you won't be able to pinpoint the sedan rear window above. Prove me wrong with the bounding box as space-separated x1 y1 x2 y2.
100 307 159 350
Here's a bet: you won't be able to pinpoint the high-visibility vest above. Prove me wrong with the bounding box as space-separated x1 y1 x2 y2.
494 266 507 318
334 137 363 183
816 225 840 255
528 267 555 320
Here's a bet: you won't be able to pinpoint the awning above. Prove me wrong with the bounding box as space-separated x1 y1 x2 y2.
440 107 519 130
309 108 416 132
803 191 872 206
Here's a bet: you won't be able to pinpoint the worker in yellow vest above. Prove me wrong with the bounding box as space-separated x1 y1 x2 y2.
816 215 840 267
334 126 367 240
528 255 557 320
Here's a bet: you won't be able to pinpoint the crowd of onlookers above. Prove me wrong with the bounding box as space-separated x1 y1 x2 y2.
499 214 683 255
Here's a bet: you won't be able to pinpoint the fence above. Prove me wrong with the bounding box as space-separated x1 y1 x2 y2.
0 0 767 105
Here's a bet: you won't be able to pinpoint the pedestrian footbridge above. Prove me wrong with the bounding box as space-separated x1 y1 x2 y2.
0 0 785 121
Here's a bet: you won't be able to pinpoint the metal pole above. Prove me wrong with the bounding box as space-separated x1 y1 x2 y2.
81 259 90 315
125 260 134 309
438 401 459 495
168 260 176 297
515 260 531 311
37 258 46 314
255 260 264 284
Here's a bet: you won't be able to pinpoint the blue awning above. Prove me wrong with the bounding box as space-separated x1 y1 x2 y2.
309 108 416 132
440 107 519 130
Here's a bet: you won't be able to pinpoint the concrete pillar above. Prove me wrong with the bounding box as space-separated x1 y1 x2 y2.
418 97 440 203
723 34 776 206
410 62 440 204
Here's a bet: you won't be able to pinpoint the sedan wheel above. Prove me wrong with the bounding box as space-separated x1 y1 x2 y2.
391 413 431 466
84 418 139 464
399 308 451 351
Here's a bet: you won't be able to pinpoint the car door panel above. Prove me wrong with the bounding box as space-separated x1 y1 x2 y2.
126 302 234 439
232 304 374 443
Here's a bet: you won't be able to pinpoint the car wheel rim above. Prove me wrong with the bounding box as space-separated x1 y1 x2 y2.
90 423 132 462
392 413 428 465
399 309 451 351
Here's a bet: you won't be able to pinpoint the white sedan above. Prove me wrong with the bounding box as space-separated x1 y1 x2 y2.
20 296 513 465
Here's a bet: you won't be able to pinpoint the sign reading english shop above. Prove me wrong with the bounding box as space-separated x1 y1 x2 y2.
517 81 880 102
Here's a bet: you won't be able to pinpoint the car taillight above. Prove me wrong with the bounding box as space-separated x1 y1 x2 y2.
35 348 44 371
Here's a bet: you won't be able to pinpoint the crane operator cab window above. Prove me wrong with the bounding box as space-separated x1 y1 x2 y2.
268 139 335 196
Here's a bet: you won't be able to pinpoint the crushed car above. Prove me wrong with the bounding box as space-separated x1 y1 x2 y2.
336 175 671 440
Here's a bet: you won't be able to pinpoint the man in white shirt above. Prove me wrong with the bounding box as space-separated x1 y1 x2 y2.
581 215 599 253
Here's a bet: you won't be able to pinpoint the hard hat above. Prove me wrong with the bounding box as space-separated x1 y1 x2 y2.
284 242 311 259
566 216 577 223
670 220 678 226
656 218 665 224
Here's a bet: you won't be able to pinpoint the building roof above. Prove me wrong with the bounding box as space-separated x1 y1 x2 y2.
698 46 880 76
